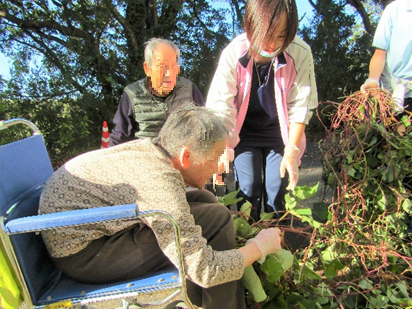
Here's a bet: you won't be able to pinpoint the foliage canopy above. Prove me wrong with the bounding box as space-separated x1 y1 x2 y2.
0 0 245 159
0 0 395 157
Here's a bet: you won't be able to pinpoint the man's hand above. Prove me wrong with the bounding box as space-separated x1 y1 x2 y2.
360 78 379 93
213 147 234 185
247 228 282 263
280 144 300 191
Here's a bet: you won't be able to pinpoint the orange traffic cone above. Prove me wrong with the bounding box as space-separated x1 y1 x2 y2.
101 121 110 148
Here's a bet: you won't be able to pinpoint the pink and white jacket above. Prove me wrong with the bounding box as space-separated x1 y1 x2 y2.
206 33 318 162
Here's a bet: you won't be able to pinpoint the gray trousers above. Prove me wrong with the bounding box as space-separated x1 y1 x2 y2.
52 190 246 309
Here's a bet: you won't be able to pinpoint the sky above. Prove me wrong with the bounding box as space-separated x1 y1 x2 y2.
0 0 314 81
0 52 10 80
297 0 315 23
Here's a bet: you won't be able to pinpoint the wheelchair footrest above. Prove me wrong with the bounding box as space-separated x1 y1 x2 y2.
37 267 181 306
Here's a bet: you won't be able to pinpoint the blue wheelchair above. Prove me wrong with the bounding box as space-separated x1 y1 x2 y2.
0 118 195 309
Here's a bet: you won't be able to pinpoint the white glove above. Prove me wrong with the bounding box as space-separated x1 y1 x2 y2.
280 144 300 191
360 78 379 93
390 78 412 114
392 82 406 114
246 228 282 263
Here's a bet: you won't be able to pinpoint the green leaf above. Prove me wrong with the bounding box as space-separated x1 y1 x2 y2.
359 278 373 290
347 167 356 177
326 173 336 186
366 154 380 168
387 255 398 263
301 265 322 280
342 293 359 308
239 200 252 217
397 298 412 306
233 218 254 237
241 265 267 302
294 208 312 216
273 249 294 271
395 281 410 298
401 115 411 127
285 193 297 209
218 188 243 207
304 217 322 228
377 193 387 211
321 245 337 261
369 136 378 146
288 208 323 228
381 163 395 183
296 299 317 309
264 285 281 303
387 291 399 305
346 151 354 164
260 251 293 283
292 183 319 201
315 282 334 304
269 294 289 309
260 256 284 283
368 294 389 308
402 199 412 214
324 259 345 279
312 202 329 221
260 212 274 221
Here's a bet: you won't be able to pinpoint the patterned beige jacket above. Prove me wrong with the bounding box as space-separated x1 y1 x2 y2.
39 139 244 288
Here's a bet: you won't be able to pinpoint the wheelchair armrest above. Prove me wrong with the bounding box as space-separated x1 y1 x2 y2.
4 204 138 234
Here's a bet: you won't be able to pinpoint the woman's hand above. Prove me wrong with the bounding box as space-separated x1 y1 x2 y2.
280 144 300 191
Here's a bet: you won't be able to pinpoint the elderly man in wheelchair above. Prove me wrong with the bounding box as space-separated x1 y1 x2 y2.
1 105 282 309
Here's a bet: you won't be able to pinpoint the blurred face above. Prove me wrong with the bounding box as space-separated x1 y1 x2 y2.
254 13 288 64
185 139 227 189
144 44 180 97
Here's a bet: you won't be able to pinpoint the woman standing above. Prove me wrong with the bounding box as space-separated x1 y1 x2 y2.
207 0 318 221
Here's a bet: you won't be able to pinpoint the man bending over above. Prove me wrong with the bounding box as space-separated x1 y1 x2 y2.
39 105 282 309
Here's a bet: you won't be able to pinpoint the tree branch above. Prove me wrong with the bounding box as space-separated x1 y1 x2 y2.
346 0 375 34
159 0 183 36
192 5 230 44
33 0 52 15
23 31 87 94
0 9 91 40
308 0 316 10
23 89 81 101
146 0 158 29
103 0 139 57
229 0 244 29
48 0 75 29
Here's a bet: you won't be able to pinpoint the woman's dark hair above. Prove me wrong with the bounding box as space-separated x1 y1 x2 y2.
244 0 298 58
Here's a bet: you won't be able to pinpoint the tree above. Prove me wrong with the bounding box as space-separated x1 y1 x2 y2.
301 0 373 101
299 0 375 130
308 0 393 35
0 0 388 159
0 0 245 160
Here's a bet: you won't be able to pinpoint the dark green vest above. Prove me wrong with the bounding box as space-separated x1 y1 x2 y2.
124 77 193 140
